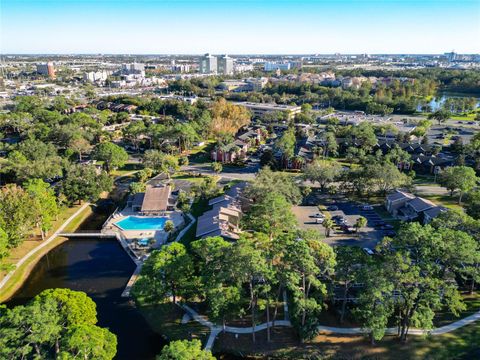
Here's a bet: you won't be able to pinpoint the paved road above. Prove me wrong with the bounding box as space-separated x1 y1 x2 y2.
182 163 259 182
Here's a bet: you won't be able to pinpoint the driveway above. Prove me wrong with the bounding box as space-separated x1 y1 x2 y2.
292 203 382 248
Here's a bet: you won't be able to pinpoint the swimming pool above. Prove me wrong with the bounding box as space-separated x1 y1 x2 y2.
115 216 168 231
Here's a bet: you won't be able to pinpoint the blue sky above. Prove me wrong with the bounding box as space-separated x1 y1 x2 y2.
1 0 479 54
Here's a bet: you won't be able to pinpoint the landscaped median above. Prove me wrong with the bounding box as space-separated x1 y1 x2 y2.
0 202 93 303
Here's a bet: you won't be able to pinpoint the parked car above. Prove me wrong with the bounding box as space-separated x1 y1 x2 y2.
327 205 339 211
312 213 325 218
361 204 374 211
316 218 325 224
384 230 397 237
363 247 375 256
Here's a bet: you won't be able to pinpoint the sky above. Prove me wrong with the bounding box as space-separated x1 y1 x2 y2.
1 0 479 54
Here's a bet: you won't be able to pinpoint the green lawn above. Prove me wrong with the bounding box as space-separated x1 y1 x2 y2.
179 197 210 248
420 193 464 212
451 113 478 121
111 162 143 177
171 172 215 185
188 141 215 164
434 291 480 327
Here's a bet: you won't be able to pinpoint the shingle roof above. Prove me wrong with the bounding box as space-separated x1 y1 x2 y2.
386 190 415 202
141 185 171 212
407 197 436 212
423 206 448 219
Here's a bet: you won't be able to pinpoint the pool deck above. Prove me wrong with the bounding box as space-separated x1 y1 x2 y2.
103 206 185 250
102 205 187 297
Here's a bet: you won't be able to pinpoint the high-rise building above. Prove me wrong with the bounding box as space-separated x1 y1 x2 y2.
444 51 457 62
122 63 145 75
199 53 217 74
264 62 291 71
217 55 234 75
36 62 55 78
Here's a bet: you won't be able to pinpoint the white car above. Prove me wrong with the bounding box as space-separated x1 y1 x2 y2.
312 213 325 218
363 247 375 256
361 204 374 211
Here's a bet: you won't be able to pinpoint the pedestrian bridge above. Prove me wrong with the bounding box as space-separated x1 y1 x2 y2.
58 231 116 238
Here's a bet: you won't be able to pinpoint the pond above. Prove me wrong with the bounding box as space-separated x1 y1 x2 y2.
418 92 480 112
5 238 164 360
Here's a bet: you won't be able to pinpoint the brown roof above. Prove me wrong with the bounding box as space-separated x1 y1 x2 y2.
141 185 171 212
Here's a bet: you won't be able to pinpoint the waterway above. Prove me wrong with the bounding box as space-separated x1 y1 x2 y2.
5 238 164 360
418 91 480 112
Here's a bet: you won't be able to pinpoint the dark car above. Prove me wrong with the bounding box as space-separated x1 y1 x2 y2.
384 230 397 237
327 205 339 211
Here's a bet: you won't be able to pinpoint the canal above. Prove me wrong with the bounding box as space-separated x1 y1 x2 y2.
5 238 164 360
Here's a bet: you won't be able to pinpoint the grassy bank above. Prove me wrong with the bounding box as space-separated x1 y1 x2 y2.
0 204 95 303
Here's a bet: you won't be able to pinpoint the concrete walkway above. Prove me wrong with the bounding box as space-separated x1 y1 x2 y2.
181 304 292 350
181 302 480 350
0 202 91 292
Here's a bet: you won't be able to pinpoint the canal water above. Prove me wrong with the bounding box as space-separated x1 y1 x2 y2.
5 238 164 360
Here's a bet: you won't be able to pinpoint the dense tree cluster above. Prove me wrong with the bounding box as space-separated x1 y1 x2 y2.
0 289 117 360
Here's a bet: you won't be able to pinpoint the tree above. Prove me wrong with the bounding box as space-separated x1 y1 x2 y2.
0 227 8 261
24 179 59 240
354 261 394 344
335 246 366 324
465 189 480 219
244 193 297 240
0 289 116 359
129 182 146 194
157 339 215 360
428 109 451 125
322 218 335 238
6 139 63 182
132 242 195 304
209 98 251 136
61 164 113 204
275 128 296 160
368 223 469 342
0 184 35 247
284 235 335 340
322 131 338 157
229 236 271 343
143 150 179 179
123 121 146 151
354 216 368 233
93 142 128 173
69 137 92 161
245 167 302 204
303 160 341 192
164 220 175 239
61 324 117 360
211 162 223 174
439 166 478 203
192 237 242 330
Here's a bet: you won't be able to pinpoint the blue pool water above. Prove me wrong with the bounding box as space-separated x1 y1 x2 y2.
115 216 167 230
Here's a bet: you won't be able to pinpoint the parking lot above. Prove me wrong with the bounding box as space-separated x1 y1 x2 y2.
292 198 390 248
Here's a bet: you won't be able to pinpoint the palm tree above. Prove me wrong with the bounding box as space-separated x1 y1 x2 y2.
164 220 175 240
323 219 335 238
354 216 367 234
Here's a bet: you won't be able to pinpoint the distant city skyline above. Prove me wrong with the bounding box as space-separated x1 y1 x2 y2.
1 0 479 54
